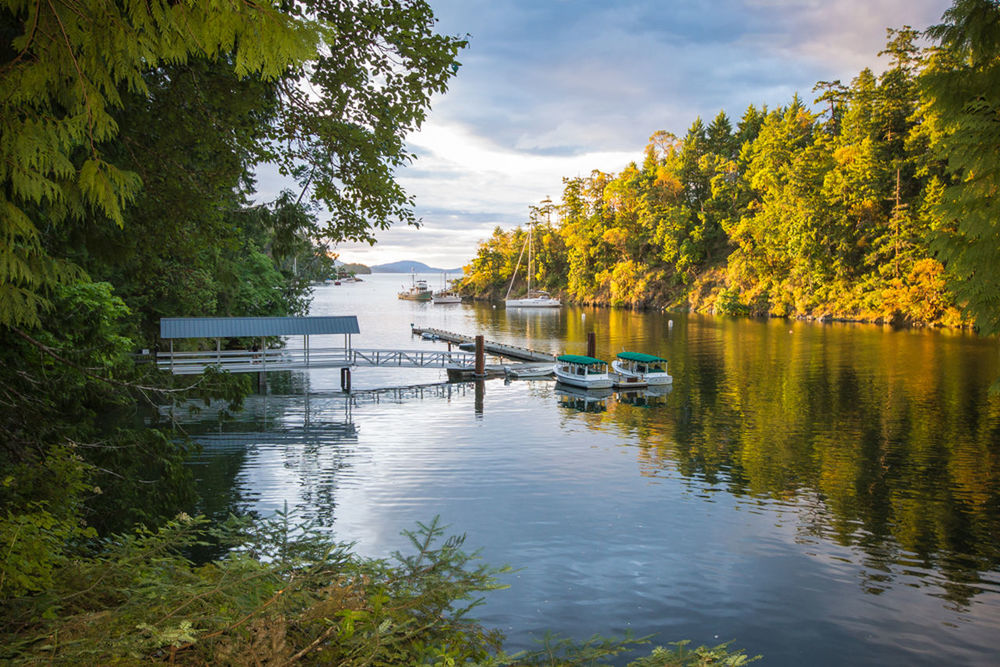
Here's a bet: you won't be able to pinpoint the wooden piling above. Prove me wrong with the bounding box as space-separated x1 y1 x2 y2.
587 331 596 358
474 378 485 415
474 335 485 377
340 367 351 392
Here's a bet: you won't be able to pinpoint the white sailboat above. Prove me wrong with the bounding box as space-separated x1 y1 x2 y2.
505 220 560 308
432 273 462 304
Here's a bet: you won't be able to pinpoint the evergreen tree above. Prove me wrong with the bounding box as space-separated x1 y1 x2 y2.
921 0 1000 334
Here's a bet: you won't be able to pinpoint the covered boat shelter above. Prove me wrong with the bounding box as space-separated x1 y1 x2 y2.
158 316 360 375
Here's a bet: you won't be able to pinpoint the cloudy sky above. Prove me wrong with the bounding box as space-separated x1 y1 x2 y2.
312 0 954 270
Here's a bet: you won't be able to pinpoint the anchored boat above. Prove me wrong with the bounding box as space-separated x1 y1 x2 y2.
504 219 561 308
398 272 432 301
432 273 462 304
611 351 673 385
504 362 555 379
553 354 613 389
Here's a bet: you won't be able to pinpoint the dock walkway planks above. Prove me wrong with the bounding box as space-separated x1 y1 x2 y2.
410 326 556 362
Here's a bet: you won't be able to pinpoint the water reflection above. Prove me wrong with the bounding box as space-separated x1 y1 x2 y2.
551 317 1000 609
180 279 1000 664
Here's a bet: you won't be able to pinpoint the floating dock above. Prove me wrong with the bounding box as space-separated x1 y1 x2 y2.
410 326 556 362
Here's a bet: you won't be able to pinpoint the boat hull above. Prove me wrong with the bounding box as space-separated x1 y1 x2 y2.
554 367 613 389
432 294 462 304
505 297 561 308
611 359 673 385
505 363 555 378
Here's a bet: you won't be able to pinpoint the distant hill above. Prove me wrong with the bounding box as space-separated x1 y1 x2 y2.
338 262 371 275
370 260 462 274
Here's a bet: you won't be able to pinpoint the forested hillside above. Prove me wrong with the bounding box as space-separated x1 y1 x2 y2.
461 15 997 330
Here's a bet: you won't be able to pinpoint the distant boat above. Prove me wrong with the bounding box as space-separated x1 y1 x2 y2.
432 292 462 304
553 354 613 389
505 219 560 308
432 273 462 304
611 351 673 385
398 272 432 301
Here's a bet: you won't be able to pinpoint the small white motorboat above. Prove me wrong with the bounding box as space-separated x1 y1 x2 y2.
553 354 614 389
432 291 462 304
432 273 463 303
611 351 673 385
504 362 555 379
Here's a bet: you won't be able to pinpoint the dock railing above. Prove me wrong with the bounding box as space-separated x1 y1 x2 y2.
157 347 477 375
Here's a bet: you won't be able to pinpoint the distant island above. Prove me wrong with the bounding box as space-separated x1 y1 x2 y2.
369 260 463 274
337 262 371 275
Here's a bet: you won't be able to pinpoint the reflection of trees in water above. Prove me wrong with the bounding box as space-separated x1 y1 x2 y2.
597 323 1000 606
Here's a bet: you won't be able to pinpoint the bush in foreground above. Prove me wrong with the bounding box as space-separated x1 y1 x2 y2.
1 512 757 665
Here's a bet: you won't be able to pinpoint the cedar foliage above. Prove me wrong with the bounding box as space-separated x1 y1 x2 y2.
0 0 468 647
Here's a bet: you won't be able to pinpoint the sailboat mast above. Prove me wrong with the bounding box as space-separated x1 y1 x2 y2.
527 219 532 295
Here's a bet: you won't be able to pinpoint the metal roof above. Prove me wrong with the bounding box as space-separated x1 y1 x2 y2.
616 351 668 363
160 316 360 339
556 354 606 365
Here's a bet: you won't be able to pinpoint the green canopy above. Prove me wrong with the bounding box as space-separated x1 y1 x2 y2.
616 351 668 363
557 354 606 365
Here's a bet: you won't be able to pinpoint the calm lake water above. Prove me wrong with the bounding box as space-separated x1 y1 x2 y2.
183 274 1000 665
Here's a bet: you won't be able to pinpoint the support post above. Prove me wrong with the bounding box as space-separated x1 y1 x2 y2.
587 331 596 358
259 335 266 393
474 335 485 377
340 367 352 393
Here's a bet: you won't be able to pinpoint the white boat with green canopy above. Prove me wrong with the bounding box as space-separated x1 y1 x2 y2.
554 354 613 389
612 351 673 385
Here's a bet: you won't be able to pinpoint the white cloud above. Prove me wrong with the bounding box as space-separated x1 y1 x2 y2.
334 121 637 268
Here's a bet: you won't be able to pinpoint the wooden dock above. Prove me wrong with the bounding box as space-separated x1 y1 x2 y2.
410 326 555 362
157 347 476 375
